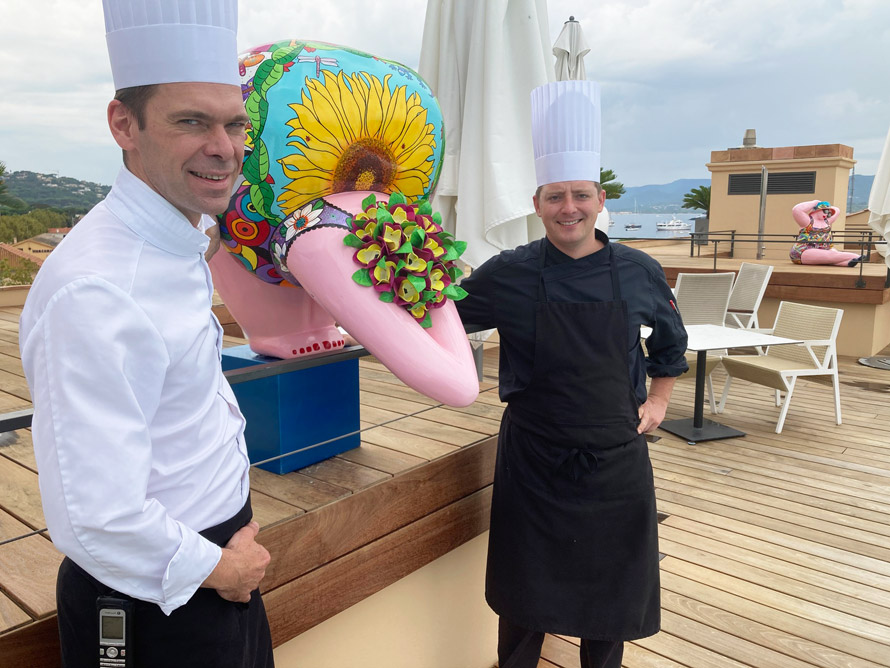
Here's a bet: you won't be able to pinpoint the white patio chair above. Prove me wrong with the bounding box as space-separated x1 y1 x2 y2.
673 272 735 412
725 262 774 329
717 301 844 433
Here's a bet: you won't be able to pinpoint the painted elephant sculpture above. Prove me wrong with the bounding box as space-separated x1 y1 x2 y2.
211 39 479 407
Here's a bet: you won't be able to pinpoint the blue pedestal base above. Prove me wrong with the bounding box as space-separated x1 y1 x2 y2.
222 345 361 474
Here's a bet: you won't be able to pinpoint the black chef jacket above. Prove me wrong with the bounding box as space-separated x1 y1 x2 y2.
456 233 689 404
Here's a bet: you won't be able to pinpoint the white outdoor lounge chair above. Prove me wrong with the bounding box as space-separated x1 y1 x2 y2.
717 301 844 433
673 272 735 412
725 262 774 329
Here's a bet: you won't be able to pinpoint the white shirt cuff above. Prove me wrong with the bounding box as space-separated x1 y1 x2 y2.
159 530 222 615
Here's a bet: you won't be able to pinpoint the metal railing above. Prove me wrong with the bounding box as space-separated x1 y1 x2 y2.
685 229 888 284
0 343 373 437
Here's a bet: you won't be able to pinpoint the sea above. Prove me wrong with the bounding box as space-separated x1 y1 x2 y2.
605 212 703 240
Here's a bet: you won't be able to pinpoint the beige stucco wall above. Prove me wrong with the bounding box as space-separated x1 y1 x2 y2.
845 210 870 227
708 146 855 261
273 533 498 668
12 241 54 257
0 285 30 307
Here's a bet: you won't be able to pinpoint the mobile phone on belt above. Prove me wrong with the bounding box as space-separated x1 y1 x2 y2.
97 596 133 667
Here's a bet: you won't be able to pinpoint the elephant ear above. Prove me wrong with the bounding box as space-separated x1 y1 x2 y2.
275 66 443 213
220 40 446 290
286 191 479 408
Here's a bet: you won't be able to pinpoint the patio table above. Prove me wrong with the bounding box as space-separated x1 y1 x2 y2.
655 324 803 444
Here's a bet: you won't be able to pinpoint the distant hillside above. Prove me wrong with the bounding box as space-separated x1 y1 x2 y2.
4 170 110 210
611 175 875 214
847 174 874 213
2 169 877 215
611 179 709 213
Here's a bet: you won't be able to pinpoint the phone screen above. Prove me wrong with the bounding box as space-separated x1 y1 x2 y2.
101 613 125 641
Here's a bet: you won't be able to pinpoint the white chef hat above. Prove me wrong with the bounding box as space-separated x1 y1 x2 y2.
103 0 239 90
530 80 601 187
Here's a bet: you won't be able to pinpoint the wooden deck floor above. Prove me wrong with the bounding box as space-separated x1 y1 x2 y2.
2 302 890 667
541 346 890 668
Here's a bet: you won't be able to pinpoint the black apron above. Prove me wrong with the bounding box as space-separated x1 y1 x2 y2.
485 244 660 641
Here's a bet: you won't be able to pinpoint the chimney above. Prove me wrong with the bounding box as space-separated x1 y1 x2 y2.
742 129 757 148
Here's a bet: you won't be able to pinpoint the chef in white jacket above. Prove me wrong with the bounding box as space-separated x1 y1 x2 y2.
19 1 273 666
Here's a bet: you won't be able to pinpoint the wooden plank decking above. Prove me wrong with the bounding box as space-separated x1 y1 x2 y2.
0 306 502 665
539 344 890 668
1 301 890 667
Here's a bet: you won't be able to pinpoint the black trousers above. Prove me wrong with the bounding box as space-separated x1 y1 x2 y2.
498 617 623 668
56 497 274 668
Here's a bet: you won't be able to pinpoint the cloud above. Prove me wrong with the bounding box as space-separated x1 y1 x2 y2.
1 0 888 187
4 1 110 92
548 0 890 183
239 2 428 69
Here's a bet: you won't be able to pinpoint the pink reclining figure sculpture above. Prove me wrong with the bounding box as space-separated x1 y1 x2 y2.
789 199 864 266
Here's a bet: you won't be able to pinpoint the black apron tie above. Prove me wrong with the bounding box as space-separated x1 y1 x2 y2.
554 447 599 481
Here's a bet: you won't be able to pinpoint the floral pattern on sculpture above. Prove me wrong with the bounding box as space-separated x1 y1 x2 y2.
220 183 282 282
343 193 468 328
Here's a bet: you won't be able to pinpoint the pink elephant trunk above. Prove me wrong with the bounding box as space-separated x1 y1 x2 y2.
286 226 479 407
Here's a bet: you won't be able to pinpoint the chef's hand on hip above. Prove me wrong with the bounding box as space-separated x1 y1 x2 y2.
203 521 271 602
638 395 669 434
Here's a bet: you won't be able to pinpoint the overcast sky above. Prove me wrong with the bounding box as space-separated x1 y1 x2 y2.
1 0 888 187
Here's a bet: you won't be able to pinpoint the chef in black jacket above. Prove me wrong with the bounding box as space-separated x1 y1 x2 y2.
456 80 688 668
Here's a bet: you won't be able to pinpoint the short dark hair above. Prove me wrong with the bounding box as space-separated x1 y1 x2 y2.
535 181 603 199
113 84 159 130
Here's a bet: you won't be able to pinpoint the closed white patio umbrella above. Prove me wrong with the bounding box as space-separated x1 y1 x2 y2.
552 16 610 234
860 125 890 370
553 15 590 81
868 125 890 269
418 0 554 269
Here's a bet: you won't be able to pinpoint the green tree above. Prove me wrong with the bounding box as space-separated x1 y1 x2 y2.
0 162 28 215
682 185 710 217
0 162 27 213
28 208 68 229
0 161 8 204
599 168 625 200
0 258 38 285
0 211 56 243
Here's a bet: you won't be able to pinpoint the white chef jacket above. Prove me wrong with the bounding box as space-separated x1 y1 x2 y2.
20 166 251 615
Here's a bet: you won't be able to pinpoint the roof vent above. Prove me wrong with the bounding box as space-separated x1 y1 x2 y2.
743 129 758 148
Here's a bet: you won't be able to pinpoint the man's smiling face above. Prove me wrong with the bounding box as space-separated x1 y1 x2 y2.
533 180 606 258
110 81 248 225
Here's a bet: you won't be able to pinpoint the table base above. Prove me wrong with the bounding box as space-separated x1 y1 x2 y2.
659 418 745 444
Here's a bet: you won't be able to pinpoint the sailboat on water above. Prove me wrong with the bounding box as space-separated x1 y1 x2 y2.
625 199 642 230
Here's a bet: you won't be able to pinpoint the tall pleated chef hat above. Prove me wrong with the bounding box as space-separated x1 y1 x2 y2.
530 80 601 187
103 0 239 90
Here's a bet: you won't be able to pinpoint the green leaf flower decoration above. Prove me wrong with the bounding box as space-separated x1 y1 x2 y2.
343 193 468 327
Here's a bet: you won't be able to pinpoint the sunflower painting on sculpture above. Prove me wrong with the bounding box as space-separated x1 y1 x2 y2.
217 39 445 288
279 69 440 216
